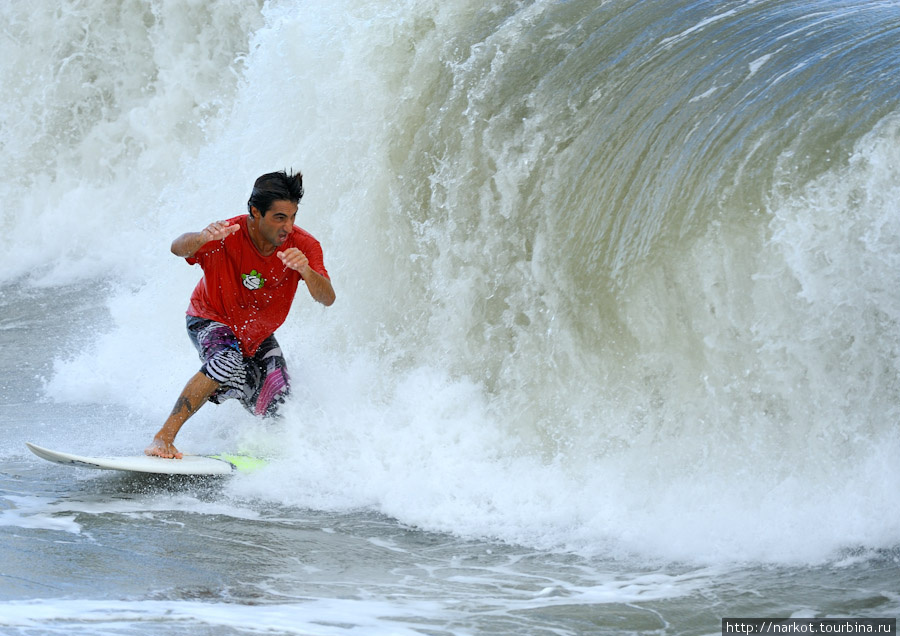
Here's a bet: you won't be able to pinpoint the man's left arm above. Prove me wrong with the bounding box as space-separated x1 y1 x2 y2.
278 248 336 306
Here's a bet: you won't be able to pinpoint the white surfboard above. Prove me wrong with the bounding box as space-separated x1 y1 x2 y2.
26 442 266 476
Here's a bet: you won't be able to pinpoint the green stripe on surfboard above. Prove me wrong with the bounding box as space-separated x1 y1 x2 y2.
208 454 268 473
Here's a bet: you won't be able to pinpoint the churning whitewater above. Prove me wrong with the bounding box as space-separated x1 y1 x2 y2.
2 0 900 566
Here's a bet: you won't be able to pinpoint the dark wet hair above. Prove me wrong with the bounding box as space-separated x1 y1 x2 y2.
247 170 304 217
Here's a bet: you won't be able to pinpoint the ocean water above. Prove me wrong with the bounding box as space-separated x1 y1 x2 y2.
2 0 900 633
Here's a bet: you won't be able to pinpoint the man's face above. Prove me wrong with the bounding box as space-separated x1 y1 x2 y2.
253 200 298 249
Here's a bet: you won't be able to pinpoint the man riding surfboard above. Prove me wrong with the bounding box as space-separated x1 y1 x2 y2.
145 170 335 459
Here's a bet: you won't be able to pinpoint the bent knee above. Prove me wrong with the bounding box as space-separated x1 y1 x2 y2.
255 368 290 417
203 349 246 387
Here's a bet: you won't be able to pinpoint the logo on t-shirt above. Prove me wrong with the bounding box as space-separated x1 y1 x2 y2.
242 269 265 290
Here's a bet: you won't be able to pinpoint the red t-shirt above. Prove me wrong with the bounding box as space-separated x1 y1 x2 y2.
185 214 329 356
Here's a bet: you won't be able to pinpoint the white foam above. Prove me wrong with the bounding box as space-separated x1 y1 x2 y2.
8 0 900 566
0 598 446 635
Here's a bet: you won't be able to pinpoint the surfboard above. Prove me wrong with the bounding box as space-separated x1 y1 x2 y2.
25 442 267 476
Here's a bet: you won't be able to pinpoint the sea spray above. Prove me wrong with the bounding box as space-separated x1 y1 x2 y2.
0 0 263 284
13 0 900 563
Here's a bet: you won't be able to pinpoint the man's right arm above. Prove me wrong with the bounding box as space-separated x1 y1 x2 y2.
171 220 240 258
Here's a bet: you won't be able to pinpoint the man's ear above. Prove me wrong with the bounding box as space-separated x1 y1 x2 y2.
249 206 260 220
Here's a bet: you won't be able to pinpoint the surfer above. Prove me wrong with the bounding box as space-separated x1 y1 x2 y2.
145 170 335 459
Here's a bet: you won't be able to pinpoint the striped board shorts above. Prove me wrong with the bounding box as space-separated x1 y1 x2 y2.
186 316 290 417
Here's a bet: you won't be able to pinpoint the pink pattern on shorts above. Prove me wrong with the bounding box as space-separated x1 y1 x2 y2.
255 367 289 416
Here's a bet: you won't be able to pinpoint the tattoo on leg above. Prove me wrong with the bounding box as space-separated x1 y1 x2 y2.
170 396 195 417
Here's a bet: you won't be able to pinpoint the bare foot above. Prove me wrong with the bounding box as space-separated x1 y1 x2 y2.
144 437 183 459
